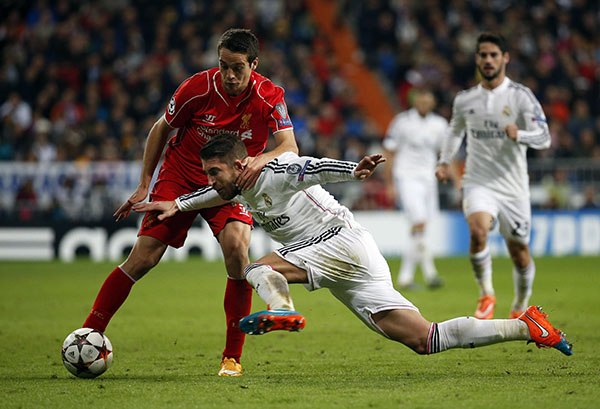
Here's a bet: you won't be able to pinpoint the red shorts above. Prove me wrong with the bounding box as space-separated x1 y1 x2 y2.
139 179 253 248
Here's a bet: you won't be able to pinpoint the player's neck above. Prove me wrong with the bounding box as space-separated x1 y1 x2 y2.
481 74 505 91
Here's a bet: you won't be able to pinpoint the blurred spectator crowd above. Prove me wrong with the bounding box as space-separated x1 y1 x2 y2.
0 0 599 224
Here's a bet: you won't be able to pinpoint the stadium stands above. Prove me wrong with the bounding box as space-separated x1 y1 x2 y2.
0 0 598 223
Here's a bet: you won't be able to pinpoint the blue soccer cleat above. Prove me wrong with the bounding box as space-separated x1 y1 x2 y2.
239 309 306 335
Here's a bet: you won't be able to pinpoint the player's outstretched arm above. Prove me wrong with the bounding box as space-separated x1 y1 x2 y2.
354 154 386 180
133 201 179 221
114 116 172 222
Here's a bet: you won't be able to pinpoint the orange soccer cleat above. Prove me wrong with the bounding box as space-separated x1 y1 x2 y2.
218 357 242 376
519 306 573 356
474 294 496 319
239 309 306 335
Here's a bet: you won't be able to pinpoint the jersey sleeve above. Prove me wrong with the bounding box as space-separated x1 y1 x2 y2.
257 80 293 134
439 96 466 164
164 72 210 129
265 153 357 191
175 185 229 212
515 88 551 150
382 114 404 151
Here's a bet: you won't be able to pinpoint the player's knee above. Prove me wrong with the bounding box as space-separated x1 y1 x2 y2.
469 225 487 246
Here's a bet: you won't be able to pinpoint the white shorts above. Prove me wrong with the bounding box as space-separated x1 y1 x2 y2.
395 176 439 224
462 185 531 244
275 225 418 336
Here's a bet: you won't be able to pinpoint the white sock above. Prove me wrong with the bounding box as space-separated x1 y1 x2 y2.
243 263 294 310
470 246 494 296
415 231 437 281
398 231 418 285
512 260 535 312
427 317 529 354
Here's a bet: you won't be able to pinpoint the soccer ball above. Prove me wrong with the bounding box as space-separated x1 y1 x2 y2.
62 328 113 378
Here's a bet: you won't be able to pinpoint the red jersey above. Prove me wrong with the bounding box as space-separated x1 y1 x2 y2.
159 68 293 190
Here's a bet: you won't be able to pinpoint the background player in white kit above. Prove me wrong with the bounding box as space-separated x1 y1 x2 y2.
134 133 572 360
384 89 449 289
436 33 551 320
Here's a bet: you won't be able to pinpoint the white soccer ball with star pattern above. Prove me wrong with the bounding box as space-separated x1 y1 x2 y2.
62 328 113 378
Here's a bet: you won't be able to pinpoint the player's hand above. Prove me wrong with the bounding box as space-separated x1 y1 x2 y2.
354 154 386 180
114 186 149 222
435 163 449 183
235 156 265 191
505 124 518 141
133 200 179 221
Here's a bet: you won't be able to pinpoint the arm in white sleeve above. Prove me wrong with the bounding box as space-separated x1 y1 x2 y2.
516 91 551 150
175 185 229 212
270 153 358 191
438 97 466 164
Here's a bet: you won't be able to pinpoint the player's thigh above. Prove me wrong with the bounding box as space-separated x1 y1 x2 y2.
397 177 428 224
497 199 531 244
217 220 251 256
463 185 498 234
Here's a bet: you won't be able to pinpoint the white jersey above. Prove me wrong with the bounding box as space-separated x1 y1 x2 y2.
383 108 447 181
439 77 550 199
176 152 361 245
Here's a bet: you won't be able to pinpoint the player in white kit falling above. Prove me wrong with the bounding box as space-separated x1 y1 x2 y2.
436 33 551 320
134 134 571 360
384 90 449 289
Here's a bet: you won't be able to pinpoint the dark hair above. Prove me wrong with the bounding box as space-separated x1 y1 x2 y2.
200 133 248 165
217 28 259 63
476 32 508 54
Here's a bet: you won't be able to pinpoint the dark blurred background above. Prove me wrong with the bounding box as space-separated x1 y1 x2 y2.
1 0 598 226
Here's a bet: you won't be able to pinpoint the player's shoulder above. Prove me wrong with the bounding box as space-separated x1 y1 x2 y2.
176 69 215 97
455 84 479 100
254 72 285 101
507 79 537 100
429 112 448 125
263 152 300 173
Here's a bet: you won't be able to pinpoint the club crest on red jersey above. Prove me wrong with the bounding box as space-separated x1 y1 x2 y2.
240 113 252 129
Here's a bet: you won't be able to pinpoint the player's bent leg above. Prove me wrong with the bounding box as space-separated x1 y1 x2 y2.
238 253 309 335
83 235 168 332
507 240 535 318
371 309 432 354
217 221 252 372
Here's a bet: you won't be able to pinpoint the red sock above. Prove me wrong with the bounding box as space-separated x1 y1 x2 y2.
83 267 135 333
222 278 253 362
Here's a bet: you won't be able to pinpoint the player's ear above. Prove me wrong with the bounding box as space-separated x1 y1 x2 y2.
250 58 258 70
503 51 510 64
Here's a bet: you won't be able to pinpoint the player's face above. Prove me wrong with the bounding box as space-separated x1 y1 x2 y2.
203 157 241 200
219 47 258 96
475 42 509 82
414 93 435 117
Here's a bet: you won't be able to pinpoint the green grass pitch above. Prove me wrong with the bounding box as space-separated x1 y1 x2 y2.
1 256 599 408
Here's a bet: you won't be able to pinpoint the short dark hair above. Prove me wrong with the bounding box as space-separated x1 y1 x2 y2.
476 32 507 54
200 133 248 166
217 28 259 63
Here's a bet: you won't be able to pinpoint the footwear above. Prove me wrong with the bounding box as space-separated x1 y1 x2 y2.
519 306 573 356
474 294 496 319
218 357 242 376
509 309 524 319
397 282 422 291
239 309 305 335
426 275 444 289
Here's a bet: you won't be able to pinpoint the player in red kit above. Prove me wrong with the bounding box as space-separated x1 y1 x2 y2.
80 29 298 376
